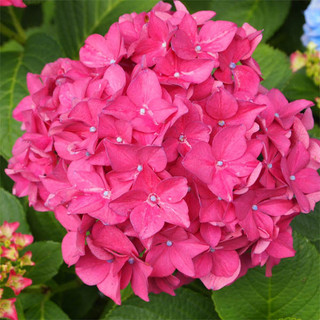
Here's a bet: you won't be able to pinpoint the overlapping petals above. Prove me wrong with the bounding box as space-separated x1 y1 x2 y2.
6 0 320 305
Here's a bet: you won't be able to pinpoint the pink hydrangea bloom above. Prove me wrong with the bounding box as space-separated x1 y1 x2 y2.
6 0 320 305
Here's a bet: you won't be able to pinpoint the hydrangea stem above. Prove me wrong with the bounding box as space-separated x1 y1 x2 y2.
0 22 25 45
8 6 26 44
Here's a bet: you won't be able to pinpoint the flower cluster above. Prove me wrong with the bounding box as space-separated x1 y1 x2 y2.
6 1 320 304
0 221 34 320
301 0 320 50
0 0 26 8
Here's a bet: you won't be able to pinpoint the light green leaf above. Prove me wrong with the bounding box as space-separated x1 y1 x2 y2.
104 287 219 320
212 235 320 320
27 208 66 242
309 123 320 139
23 241 63 285
252 44 292 90
0 33 64 160
0 187 30 233
24 300 70 320
184 0 291 41
55 0 159 59
291 204 320 241
283 68 319 102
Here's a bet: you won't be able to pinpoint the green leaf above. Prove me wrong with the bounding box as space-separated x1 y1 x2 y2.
252 44 291 90
0 33 64 160
212 235 320 320
291 204 320 241
0 187 30 233
104 287 219 320
53 285 99 320
18 292 44 310
0 156 14 191
283 68 319 102
26 208 66 242
184 0 291 41
55 0 159 59
24 300 70 320
23 241 63 285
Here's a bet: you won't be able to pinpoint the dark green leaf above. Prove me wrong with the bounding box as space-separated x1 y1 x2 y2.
18 292 44 310
23 241 63 285
104 287 219 320
0 33 64 160
267 1 308 55
24 300 70 320
53 285 99 319
55 0 159 59
0 187 30 233
184 0 291 41
283 68 319 102
212 235 320 320
27 208 66 242
252 44 291 90
291 204 320 241
0 156 14 191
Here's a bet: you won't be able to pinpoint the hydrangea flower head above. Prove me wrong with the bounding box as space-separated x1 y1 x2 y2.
301 0 320 50
6 0 320 305
0 221 34 320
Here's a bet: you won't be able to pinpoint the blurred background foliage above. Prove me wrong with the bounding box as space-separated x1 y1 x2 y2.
0 1 319 319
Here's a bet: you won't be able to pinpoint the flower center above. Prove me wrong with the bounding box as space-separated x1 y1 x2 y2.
110 59 116 64
267 163 273 169
116 136 123 143
274 113 280 118
174 72 180 78
150 195 157 202
210 247 215 252
103 190 110 198
166 240 173 247
218 120 225 127
140 108 146 115
137 165 143 172
128 258 135 264
229 62 236 69
252 205 258 211
89 126 96 133
107 259 113 263
290 175 296 181
162 41 167 48
195 45 201 52
217 160 224 167
178 134 185 142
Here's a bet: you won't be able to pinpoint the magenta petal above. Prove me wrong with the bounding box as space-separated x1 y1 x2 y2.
97 268 121 305
170 246 195 277
212 250 240 277
131 260 153 301
200 223 221 248
110 190 146 216
206 88 238 120
62 232 83 266
296 168 320 194
130 204 164 239
75 248 110 285
182 142 215 183
147 245 175 277
212 125 247 161
157 177 188 203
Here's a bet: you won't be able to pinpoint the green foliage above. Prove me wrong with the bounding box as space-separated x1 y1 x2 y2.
0 156 13 191
252 44 292 90
104 287 219 320
23 241 63 285
0 33 64 160
184 0 291 41
55 0 159 59
24 300 70 320
292 203 320 241
0 187 30 233
26 208 66 242
212 235 320 320
283 68 319 102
